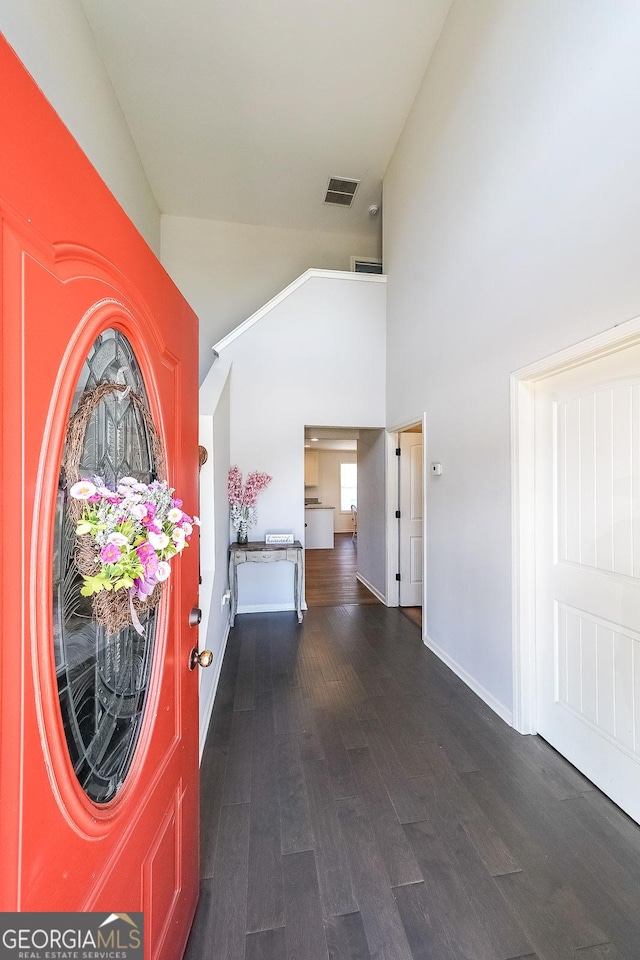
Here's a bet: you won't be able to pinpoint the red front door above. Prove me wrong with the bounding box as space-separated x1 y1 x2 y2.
0 36 200 959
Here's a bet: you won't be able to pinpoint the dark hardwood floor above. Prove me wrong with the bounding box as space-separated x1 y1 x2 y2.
186 605 640 960
305 533 380 607
399 606 422 629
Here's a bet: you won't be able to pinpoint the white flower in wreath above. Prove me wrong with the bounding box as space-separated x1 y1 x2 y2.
70 480 97 500
172 528 186 551
148 530 170 550
107 532 129 547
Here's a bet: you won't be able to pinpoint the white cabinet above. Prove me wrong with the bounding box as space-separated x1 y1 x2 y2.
304 449 319 486
304 507 335 549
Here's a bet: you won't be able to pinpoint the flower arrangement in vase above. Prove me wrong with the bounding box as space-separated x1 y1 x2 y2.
227 466 272 544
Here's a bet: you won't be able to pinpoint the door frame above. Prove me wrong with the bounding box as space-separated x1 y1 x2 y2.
386 413 427 636
511 313 640 735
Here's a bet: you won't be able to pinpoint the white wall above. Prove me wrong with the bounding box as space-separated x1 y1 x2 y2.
384 0 640 719
221 271 386 613
0 1 160 251
161 216 382 382
357 429 387 601
198 361 232 757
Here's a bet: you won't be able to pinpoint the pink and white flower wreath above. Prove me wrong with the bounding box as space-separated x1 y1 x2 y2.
70 476 199 631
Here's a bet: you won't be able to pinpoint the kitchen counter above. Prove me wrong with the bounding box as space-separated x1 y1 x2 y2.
304 505 335 548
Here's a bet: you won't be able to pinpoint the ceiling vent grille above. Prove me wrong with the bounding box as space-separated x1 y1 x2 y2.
324 177 360 207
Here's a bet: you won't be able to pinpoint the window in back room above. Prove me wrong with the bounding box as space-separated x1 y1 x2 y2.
340 462 357 511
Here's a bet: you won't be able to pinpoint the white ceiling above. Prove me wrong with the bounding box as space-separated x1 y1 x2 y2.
305 426 360 450
306 440 358 450
79 0 451 234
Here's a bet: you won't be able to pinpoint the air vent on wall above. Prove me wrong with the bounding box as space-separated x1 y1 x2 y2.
351 257 383 275
324 177 360 207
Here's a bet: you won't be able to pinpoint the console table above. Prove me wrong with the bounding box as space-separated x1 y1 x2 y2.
228 540 304 626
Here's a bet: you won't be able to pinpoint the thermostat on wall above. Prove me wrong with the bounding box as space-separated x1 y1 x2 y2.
431 462 442 476
265 532 295 544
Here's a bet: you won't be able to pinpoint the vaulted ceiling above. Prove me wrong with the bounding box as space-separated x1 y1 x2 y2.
79 0 451 235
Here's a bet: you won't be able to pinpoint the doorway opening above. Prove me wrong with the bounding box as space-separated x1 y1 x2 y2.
385 417 426 633
398 422 423 629
303 425 384 607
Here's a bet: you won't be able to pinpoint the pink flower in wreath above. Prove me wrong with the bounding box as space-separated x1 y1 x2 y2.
100 542 122 564
136 541 159 577
137 541 155 561
141 502 157 525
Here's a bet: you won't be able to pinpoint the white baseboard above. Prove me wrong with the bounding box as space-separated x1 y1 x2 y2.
199 620 230 764
355 572 386 605
424 633 513 727
236 602 304 614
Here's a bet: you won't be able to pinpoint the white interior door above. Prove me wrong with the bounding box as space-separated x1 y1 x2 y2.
535 345 640 823
399 431 423 606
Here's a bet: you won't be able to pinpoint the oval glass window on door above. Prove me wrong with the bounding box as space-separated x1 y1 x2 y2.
52 328 160 804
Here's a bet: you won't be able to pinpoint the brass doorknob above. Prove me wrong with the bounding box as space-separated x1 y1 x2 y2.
189 647 214 670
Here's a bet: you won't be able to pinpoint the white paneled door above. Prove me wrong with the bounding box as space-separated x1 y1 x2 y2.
399 432 423 607
535 346 640 823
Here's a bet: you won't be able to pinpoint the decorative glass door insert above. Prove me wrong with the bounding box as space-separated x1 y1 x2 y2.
52 328 159 803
